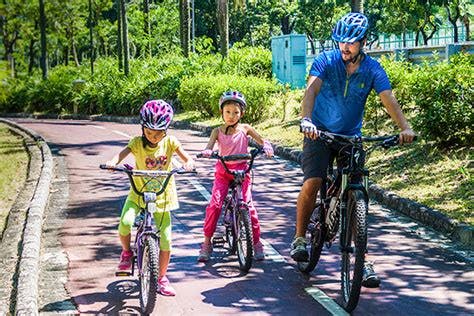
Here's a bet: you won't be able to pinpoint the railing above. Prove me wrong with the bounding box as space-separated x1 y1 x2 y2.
306 42 474 68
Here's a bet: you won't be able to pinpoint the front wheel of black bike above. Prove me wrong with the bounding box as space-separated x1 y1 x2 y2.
340 189 368 312
297 205 327 273
139 237 159 315
235 205 253 272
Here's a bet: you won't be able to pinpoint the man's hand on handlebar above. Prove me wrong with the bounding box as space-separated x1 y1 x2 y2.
399 128 416 145
300 117 319 140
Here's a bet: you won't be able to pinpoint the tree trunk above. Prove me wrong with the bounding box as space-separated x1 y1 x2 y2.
351 0 364 13
445 5 460 43
462 14 470 41
216 0 228 57
28 38 36 74
39 0 48 79
88 0 94 75
117 0 123 71
120 0 130 76
144 0 151 57
180 0 190 57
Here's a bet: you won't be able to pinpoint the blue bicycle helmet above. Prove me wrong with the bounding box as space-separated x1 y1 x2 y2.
219 90 247 111
332 13 369 43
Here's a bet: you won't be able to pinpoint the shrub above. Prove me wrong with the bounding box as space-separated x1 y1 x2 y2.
409 53 473 147
178 74 281 123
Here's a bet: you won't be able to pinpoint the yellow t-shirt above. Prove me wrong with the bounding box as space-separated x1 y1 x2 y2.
127 135 181 211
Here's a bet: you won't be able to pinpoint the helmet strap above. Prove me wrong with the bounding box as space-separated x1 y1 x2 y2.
224 122 238 135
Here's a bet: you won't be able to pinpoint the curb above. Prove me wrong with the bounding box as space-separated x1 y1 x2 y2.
0 118 54 315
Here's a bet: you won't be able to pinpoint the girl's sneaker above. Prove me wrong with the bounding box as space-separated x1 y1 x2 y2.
117 250 133 271
198 243 213 262
254 241 265 261
158 275 176 296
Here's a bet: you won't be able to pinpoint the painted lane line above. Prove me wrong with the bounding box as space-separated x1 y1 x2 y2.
92 125 106 130
305 287 349 316
113 130 132 138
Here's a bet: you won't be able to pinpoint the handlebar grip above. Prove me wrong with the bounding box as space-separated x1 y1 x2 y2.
99 164 108 169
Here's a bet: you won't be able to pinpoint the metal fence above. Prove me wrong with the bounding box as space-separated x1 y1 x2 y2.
307 42 474 68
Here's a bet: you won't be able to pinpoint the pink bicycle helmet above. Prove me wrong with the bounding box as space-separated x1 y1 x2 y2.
219 90 247 111
139 100 174 130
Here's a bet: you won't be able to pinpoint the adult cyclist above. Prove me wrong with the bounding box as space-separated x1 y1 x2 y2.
290 12 415 288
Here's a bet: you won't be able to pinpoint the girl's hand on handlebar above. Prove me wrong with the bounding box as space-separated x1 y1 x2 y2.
182 159 195 171
263 140 274 158
200 149 213 158
399 128 416 145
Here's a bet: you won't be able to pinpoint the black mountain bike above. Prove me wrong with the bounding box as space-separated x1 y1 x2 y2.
100 164 195 315
197 148 261 272
297 131 414 312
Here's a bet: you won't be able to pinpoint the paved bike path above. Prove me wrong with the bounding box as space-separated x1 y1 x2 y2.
14 118 473 315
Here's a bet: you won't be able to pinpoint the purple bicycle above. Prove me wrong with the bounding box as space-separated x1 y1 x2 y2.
100 164 195 314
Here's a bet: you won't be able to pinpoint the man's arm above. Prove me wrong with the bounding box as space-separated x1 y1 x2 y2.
301 76 322 140
379 90 416 144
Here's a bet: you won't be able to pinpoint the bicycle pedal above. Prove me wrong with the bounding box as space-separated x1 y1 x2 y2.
212 236 225 247
115 270 132 277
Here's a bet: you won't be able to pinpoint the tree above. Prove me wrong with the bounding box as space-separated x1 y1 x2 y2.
143 0 151 56
39 0 48 78
216 0 228 56
120 0 129 75
117 0 123 70
351 0 364 12
179 0 190 56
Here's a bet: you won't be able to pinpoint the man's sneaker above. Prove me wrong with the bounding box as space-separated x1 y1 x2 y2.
362 261 381 288
197 243 213 262
254 241 265 261
158 275 176 296
290 237 308 262
117 249 133 271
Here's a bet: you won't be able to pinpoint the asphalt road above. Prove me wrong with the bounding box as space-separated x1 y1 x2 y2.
13 118 473 315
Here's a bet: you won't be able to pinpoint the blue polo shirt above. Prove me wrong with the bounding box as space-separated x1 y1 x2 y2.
309 49 391 136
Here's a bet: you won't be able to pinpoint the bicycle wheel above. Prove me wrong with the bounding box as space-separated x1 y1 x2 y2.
235 205 253 272
297 204 326 273
340 189 367 312
139 237 159 314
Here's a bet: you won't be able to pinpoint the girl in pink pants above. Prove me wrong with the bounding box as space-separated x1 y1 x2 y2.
197 90 273 262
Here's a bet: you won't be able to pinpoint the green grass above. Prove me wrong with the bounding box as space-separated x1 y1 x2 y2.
176 111 473 226
0 123 28 236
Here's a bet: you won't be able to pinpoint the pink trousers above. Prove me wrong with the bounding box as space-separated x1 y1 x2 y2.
203 161 261 244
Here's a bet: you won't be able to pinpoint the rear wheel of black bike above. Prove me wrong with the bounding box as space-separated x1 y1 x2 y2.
297 204 327 273
340 189 367 312
139 237 159 314
235 206 253 272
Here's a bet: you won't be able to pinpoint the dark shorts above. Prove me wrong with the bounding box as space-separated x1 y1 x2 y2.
301 137 365 182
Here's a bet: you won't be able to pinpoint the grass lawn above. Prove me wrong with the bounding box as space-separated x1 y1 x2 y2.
176 111 473 226
0 123 28 235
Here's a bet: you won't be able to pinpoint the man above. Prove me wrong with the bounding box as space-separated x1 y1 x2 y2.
290 12 415 288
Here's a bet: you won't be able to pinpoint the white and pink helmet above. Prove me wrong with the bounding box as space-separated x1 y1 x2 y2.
139 100 174 130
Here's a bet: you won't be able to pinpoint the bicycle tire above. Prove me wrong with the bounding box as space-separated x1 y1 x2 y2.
235 205 253 272
297 204 326 273
139 237 159 314
340 189 367 312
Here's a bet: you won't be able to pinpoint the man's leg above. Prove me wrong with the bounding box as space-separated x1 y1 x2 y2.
290 177 322 261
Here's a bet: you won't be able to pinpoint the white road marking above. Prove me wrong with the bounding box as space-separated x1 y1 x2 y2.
305 287 349 316
113 130 132 138
92 125 105 129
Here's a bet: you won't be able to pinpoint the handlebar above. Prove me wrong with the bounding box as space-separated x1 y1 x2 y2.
99 164 197 197
196 148 262 175
313 130 417 148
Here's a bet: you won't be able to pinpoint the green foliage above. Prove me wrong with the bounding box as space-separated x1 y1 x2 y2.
222 45 272 78
178 74 281 123
364 53 473 148
409 53 473 147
